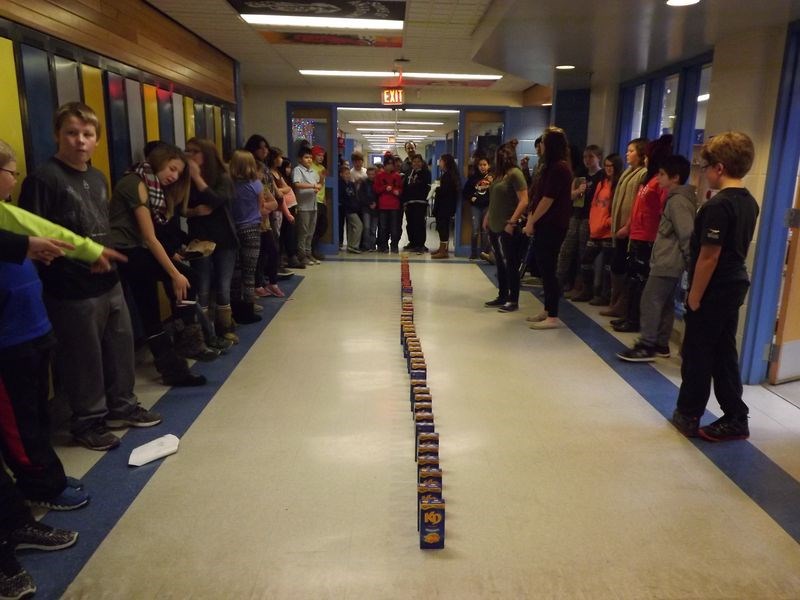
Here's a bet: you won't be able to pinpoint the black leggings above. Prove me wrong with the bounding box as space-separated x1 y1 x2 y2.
117 247 196 338
256 229 279 286
436 216 451 243
534 227 567 317
489 229 524 303
280 205 299 257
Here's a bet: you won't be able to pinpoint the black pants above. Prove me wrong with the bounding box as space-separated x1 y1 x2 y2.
256 229 279 286
436 216 452 243
677 282 750 418
117 247 196 338
0 335 66 501
610 236 629 275
405 202 428 248
625 240 654 326
378 209 402 251
281 205 299 258
534 227 567 317
0 469 29 537
489 229 523 303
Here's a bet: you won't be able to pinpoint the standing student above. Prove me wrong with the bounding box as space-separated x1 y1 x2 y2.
358 166 379 251
483 141 528 312
402 154 432 253
272 153 303 270
350 151 368 191
618 154 696 362
431 154 460 259
523 126 574 330
339 165 363 253
229 150 265 324
19 102 163 451
463 155 493 260
310 145 328 260
373 157 403 253
671 132 759 442
292 147 321 265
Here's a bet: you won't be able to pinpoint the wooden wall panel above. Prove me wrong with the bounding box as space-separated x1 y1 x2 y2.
0 0 235 103
80 64 111 185
0 36 27 201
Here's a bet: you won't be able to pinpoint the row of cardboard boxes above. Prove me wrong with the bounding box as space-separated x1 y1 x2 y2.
400 257 445 551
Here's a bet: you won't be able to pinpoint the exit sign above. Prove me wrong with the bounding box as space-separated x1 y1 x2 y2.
382 88 404 106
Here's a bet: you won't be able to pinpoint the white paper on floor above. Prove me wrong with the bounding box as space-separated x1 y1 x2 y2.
128 434 180 467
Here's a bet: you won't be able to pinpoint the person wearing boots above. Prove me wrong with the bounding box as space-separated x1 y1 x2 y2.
578 153 624 306
402 154 432 253
19 103 167 451
185 137 239 347
600 138 649 319
618 154 696 361
431 154 460 259
463 155 493 260
610 134 673 333
107 142 209 387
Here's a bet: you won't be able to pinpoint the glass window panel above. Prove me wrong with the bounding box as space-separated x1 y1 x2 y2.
660 74 679 135
693 65 712 144
631 84 645 139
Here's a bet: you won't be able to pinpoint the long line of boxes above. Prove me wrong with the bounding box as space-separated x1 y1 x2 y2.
400 256 445 550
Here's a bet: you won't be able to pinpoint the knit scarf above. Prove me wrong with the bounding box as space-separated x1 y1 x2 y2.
130 162 168 225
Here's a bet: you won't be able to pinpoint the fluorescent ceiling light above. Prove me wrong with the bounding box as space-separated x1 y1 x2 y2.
357 128 396 132
403 109 459 114
697 93 710 102
555 65 575 70
242 15 404 30
399 129 434 132
300 70 500 80
338 107 393 112
666 0 700 6
348 121 443 125
357 128 433 133
542 103 553 107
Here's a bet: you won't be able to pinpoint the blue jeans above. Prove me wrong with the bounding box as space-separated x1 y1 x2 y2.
361 211 378 250
470 205 489 253
194 247 237 308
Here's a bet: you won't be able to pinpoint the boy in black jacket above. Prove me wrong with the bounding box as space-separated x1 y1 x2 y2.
402 155 432 253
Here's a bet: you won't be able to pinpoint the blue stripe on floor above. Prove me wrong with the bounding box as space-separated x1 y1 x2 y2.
478 263 800 545
22 275 304 599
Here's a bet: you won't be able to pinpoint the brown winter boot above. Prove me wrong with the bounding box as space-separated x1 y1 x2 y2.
600 274 629 317
431 242 449 259
215 304 239 344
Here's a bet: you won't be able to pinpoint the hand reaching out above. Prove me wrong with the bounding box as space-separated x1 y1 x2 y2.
27 237 74 265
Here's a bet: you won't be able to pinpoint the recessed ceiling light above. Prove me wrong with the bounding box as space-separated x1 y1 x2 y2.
697 93 710 102
403 109 460 114
242 15 404 30
348 121 444 125
555 65 575 70
300 70 501 80
666 0 700 6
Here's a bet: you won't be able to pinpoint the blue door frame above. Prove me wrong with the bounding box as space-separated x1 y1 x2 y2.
286 101 508 256
740 22 800 384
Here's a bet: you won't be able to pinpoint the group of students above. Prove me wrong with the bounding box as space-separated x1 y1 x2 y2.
337 142 461 258
480 125 759 444
0 101 315 598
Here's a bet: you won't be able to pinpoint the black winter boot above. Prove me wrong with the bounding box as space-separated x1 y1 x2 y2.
148 332 206 387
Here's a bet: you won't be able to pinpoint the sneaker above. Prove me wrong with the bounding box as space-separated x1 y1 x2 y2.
0 552 35 600
266 284 285 298
484 297 507 308
617 344 656 362
654 345 671 358
497 302 519 313
529 318 564 330
277 268 295 280
520 275 543 286
671 410 700 438
10 522 78 551
698 414 749 442
480 251 495 264
254 286 272 297
525 311 547 323
253 304 263 313
106 406 162 429
73 423 120 451
301 256 313 266
346 247 362 254
287 258 306 270
65 476 84 491
25 486 89 511
612 320 640 333
312 251 326 261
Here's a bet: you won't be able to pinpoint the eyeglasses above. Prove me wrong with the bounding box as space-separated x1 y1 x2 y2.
0 168 20 177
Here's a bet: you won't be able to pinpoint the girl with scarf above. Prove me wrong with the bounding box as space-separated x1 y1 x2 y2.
108 144 208 387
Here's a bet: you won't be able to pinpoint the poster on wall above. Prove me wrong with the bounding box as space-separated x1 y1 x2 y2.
227 1 406 20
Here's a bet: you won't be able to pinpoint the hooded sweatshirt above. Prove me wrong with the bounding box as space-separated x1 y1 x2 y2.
649 184 697 278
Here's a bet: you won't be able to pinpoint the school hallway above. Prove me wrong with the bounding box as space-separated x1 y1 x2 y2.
23 255 800 599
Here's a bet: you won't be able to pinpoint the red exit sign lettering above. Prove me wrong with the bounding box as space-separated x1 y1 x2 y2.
382 88 404 106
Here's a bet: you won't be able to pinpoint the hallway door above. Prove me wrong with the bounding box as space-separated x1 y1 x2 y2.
769 184 800 383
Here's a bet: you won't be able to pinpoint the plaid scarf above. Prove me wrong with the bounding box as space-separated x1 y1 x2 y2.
130 162 168 225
